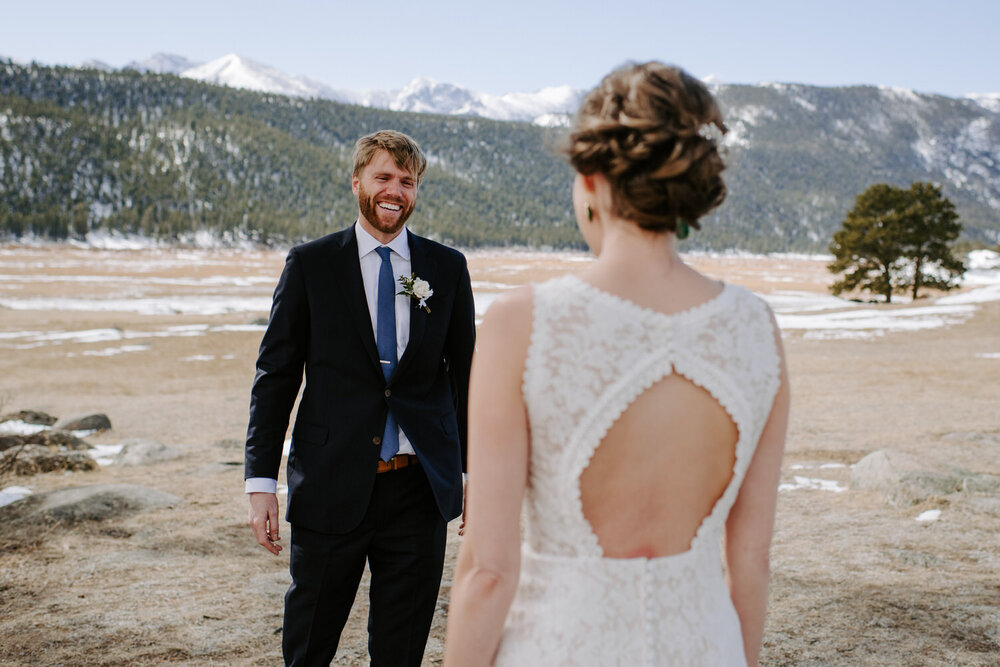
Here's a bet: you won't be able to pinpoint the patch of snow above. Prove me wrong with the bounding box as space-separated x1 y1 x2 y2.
761 291 856 314
0 295 272 315
789 463 845 470
777 303 977 337
80 344 150 357
0 486 32 508
473 292 501 318
936 283 1000 305
89 443 124 466
778 476 847 493
966 93 1000 113
915 509 942 522
967 249 1000 271
0 420 49 435
533 113 571 127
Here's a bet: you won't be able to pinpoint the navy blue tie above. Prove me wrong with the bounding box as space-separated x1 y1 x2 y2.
375 247 399 462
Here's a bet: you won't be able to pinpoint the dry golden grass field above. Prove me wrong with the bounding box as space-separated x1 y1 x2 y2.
0 244 998 665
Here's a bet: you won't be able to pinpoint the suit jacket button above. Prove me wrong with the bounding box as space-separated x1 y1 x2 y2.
372 436 382 446
384 389 391 397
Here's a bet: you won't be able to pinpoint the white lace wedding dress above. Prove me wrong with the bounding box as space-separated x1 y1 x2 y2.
493 275 782 667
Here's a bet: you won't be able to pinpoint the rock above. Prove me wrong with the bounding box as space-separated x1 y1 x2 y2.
962 473 1000 494
36 429 92 450
850 450 963 505
0 444 97 475
0 410 57 426
0 430 91 453
113 439 181 466
0 435 24 453
53 413 112 432
0 484 181 525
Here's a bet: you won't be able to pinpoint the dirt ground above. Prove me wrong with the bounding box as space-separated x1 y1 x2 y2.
0 245 998 666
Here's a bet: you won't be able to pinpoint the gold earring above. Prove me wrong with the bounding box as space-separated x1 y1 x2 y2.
585 203 593 222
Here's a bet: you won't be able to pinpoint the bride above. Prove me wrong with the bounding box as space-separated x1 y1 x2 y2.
443 61 790 666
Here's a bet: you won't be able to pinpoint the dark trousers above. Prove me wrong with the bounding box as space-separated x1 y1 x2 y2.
282 464 448 667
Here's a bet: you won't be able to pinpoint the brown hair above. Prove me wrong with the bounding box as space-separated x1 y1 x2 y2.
352 130 428 183
567 61 728 232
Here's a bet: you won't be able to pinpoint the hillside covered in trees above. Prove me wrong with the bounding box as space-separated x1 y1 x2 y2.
2 61 998 251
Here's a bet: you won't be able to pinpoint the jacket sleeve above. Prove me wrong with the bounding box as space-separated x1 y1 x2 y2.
444 254 476 472
244 248 310 481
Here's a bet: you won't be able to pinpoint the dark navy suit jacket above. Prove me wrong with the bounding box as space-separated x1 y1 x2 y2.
244 225 475 533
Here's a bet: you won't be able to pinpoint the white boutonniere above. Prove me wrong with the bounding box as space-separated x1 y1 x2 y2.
398 273 433 313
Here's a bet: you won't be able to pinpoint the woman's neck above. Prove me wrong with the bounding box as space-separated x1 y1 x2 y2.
588 217 683 283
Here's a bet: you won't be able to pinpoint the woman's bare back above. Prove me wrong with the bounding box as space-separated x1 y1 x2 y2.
580 373 738 558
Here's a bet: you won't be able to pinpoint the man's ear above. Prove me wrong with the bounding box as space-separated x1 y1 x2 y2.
351 175 360 196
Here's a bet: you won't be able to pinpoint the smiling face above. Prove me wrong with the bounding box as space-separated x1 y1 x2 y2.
352 150 419 243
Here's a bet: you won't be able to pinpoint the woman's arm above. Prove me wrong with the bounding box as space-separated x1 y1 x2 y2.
443 287 533 667
724 313 790 665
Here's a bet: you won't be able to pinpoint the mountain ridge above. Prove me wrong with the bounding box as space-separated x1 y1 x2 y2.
1 60 997 252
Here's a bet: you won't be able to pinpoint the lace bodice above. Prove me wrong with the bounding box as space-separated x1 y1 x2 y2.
494 275 781 666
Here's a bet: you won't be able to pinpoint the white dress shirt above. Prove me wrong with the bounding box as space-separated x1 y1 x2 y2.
245 221 414 494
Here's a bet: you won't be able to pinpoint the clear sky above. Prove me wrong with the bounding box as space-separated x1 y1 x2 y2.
2 0 997 98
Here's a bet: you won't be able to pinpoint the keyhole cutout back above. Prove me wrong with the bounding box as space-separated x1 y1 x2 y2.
579 372 739 559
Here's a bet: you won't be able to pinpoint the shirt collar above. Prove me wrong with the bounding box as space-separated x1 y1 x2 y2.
355 220 410 261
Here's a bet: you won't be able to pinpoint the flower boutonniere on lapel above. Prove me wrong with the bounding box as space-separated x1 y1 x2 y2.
398 273 433 313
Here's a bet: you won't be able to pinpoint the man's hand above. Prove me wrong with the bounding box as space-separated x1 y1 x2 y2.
458 479 467 536
249 492 282 555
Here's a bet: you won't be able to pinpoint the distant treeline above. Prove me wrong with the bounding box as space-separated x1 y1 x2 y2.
1 61 998 251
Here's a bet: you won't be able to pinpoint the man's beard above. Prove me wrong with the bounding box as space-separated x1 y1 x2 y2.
357 183 415 236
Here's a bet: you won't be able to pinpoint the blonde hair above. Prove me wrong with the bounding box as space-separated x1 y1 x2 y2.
352 130 428 183
567 62 728 232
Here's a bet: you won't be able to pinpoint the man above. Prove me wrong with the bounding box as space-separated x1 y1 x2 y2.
245 130 475 666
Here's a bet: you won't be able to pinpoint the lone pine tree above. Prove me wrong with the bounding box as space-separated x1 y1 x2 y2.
828 182 965 303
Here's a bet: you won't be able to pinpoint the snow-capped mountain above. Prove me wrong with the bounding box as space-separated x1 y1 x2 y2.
967 93 1000 113
79 59 114 72
125 52 202 75
70 51 1000 128
179 53 349 100
348 76 583 123
137 52 582 125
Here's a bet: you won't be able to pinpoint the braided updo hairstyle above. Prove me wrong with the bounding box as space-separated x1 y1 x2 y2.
567 61 728 233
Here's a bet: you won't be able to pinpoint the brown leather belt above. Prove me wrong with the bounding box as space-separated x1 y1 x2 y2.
376 453 419 474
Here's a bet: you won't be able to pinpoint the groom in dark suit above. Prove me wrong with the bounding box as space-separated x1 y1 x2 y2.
245 130 475 666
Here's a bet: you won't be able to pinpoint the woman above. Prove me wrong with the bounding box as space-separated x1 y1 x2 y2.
444 62 790 666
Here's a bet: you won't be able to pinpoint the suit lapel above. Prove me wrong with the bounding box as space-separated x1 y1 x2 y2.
394 232 428 379
332 228 381 374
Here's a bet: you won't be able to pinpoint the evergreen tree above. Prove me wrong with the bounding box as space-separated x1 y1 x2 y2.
828 182 965 303
898 182 964 300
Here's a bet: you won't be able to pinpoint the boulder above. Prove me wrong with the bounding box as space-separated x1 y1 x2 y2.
0 435 24 453
849 450 963 505
53 413 112 432
0 484 181 525
0 430 91 453
962 473 1000 494
113 439 181 466
0 444 97 475
0 410 57 426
